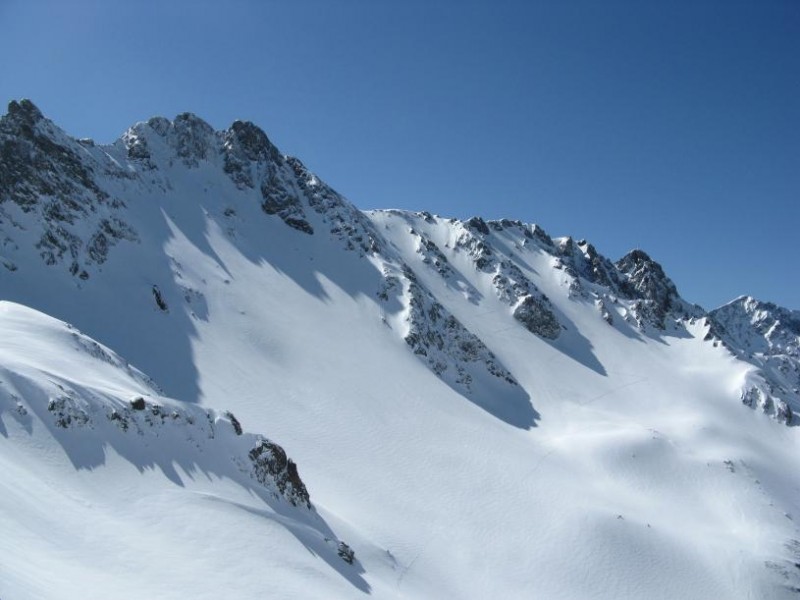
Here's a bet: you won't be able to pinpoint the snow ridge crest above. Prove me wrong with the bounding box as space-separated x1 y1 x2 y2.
1 99 797 425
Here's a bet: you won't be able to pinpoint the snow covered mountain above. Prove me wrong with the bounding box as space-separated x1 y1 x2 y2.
2 99 800 599
709 296 800 423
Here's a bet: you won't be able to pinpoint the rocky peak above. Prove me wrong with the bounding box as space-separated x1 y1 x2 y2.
0 99 110 210
708 296 799 425
168 112 215 164
616 249 661 276
615 249 680 328
1 100 55 147
556 236 576 256
737 297 799 334
122 112 218 166
121 122 154 162
575 240 616 289
146 116 171 137
122 113 285 180
710 296 800 352
225 120 281 164
551 241 699 328
464 216 490 236
555 236 614 289
5 99 44 128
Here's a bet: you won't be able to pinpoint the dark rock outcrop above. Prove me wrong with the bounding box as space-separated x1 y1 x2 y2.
711 297 799 425
1 100 137 277
513 295 561 339
337 542 355 564
169 112 215 166
392 268 518 389
615 249 680 329
152 285 169 312
249 439 311 508
455 221 562 339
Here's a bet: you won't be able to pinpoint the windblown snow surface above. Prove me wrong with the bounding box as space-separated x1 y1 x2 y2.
1 101 800 599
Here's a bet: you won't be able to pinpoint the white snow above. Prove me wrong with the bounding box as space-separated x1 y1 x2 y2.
2 106 800 599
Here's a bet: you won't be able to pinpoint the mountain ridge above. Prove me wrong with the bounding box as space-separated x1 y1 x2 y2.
1 98 796 422
2 99 800 599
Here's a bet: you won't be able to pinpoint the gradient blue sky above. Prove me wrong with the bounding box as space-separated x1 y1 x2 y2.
1 0 798 310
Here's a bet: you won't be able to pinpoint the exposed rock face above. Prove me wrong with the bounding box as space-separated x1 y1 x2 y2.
48 395 92 429
513 295 561 339
378 263 518 391
260 181 314 234
615 250 681 329
529 223 555 247
225 410 243 435
1 100 136 277
456 220 494 271
222 119 281 188
455 219 562 339
122 120 157 166
6 98 44 123
710 297 800 424
465 216 490 236
221 120 316 235
249 439 311 509
169 112 216 166
414 230 454 279
152 285 169 312
741 386 793 425
287 156 382 254
566 239 618 290
711 297 800 357
551 238 702 330
227 120 281 163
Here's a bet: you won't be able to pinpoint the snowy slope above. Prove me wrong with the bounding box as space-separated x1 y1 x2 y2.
709 296 800 421
2 99 800 599
0 301 362 599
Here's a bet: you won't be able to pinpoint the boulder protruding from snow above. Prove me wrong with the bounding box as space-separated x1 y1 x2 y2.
249 439 311 509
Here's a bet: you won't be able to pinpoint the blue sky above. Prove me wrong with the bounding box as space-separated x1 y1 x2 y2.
1 0 798 310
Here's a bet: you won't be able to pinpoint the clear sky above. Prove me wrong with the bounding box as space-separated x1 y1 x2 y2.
1 0 798 310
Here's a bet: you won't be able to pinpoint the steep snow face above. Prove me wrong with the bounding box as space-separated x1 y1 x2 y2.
3 101 800 599
0 100 518 407
0 300 318 507
710 296 800 423
0 301 362 599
